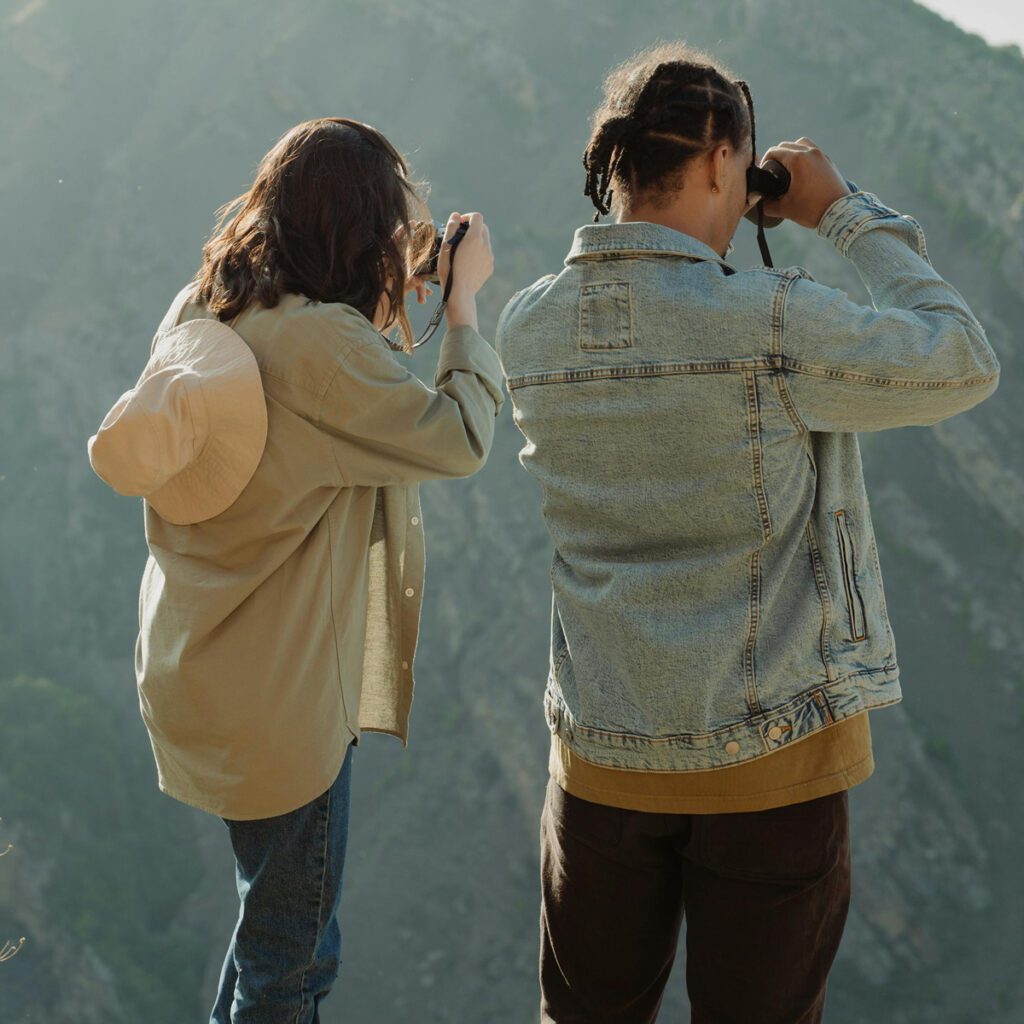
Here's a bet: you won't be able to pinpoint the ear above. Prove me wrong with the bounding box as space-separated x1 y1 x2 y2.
709 145 729 192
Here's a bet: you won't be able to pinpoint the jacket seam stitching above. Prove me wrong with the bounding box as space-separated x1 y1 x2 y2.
834 212 891 255
773 274 811 432
773 372 807 433
744 549 763 715
805 519 837 680
781 357 999 390
744 372 773 541
506 358 776 389
566 247 733 270
743 370 770 715
769 274 788 357
828 660 898 684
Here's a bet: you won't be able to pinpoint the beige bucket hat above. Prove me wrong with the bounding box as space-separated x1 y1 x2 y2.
87 316 268 525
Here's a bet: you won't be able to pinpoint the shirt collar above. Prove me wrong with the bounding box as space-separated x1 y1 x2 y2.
565 220 735 272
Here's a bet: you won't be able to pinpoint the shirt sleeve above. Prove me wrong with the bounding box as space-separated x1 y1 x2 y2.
316 322 505 487
777 191 1000 433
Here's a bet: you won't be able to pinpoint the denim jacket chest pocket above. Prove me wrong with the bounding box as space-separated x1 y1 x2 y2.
579 281 634 350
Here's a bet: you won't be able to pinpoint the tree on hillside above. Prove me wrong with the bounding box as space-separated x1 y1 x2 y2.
0 818 25 962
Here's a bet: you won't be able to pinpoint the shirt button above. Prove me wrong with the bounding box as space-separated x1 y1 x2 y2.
768 726 783 741
725 741 740 755
411 516 420 526
404 587 415 597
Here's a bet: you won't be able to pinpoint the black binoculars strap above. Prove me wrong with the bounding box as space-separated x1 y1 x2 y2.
756 201 774 268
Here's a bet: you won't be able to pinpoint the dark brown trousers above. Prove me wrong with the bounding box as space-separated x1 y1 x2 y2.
540 779 852 1024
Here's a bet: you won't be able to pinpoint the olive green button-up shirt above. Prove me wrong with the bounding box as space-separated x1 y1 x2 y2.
134 289 504 820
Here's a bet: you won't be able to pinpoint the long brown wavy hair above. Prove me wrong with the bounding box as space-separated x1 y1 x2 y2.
194 117 433 351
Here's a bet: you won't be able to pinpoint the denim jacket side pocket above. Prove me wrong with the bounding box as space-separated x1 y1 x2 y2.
834 508 868 643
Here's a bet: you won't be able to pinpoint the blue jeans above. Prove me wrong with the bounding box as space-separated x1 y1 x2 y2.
210 743 354 1023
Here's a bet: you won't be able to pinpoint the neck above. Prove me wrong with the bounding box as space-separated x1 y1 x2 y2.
617 200 730 258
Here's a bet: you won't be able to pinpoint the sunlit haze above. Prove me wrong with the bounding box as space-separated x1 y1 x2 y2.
918 0 1024 50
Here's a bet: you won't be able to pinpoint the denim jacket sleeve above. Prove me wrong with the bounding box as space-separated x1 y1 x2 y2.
778 191 1000 433
316 323 505 486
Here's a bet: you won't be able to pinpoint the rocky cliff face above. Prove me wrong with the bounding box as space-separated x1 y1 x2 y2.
0 1 1020 1021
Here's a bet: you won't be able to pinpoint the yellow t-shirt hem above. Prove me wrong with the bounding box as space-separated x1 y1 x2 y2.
549 711 873 815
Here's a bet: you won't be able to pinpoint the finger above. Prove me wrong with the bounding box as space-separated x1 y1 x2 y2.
464 211 485 235
760 144 805 168
795 136 819 149
765 140 809 152
759 150 791 170
762 142 806 159
443 212 462 243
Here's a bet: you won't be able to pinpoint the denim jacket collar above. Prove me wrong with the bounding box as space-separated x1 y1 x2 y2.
565 220 735 272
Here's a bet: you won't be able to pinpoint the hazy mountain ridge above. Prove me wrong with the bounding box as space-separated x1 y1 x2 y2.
1 1 1021 1021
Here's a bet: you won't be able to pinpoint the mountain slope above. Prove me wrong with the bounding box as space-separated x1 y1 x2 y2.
0 1 1021 1020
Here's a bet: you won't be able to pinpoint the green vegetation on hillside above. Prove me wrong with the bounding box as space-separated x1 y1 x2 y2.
0 0 1021 1021
0 674 204 1021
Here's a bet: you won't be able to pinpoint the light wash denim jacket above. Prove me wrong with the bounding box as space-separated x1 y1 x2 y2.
495 190 1000 772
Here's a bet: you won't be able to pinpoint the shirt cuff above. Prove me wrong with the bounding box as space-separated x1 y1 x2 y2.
816 190 903 256
435 324 506 414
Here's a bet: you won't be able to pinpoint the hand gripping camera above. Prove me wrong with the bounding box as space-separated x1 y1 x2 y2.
381 220 471 352
413 220 470 285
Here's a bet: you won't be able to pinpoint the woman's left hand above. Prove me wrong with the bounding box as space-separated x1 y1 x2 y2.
406 276 434 305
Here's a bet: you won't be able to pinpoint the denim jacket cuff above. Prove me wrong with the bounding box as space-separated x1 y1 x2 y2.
816 190 903 257
435 324 506 414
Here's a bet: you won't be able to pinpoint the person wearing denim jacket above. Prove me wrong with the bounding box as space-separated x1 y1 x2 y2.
495 44 999 1024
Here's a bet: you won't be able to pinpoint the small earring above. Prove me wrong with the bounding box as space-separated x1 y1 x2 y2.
711 184 720 193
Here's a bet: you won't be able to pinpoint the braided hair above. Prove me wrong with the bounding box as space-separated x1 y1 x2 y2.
583 43 756 221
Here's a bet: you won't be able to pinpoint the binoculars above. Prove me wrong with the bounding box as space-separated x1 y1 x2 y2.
744 159 791 229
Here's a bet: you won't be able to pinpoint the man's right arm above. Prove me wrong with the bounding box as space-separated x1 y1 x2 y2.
778 190 1000 433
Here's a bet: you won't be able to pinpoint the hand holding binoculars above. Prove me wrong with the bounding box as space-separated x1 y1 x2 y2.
744 159 791 229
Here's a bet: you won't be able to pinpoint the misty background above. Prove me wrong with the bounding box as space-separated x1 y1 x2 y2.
0 0 1021 1021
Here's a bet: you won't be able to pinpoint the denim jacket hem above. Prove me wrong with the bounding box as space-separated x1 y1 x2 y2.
543 665 901 773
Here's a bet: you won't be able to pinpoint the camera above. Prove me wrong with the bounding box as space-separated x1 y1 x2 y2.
413 220 470 283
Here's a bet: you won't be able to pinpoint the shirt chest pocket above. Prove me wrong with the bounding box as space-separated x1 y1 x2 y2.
578 281 633 351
